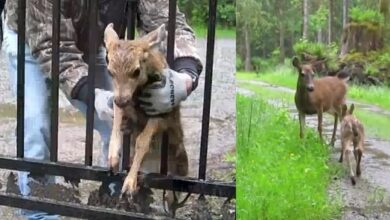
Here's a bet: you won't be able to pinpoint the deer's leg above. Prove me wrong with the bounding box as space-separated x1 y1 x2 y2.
298 112 305 139
330 114 338 147
317 109 324 143
108 104 124 173
122 118 162 195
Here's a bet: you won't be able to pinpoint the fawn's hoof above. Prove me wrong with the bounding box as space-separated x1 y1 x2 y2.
121 175 138 197
351 176 356 185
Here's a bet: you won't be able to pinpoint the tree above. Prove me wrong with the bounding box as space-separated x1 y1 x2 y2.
328 0 333 44
236 0 264 71
380 0 390 45
343 0 349 28
278 0 286 63
303 0 309 39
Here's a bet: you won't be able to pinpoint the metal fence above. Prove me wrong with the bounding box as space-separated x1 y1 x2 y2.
0 0 235 219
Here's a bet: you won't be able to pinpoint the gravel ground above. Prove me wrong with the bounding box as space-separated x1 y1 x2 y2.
0 38 236 219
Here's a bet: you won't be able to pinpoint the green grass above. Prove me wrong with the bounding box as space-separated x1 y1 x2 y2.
237 95 341 220
239 82 294 102
237 67 390 110
354 109 390 140
193 25 236 39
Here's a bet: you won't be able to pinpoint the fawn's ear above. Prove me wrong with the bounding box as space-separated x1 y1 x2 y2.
292 57 301 69
104 23 119 50
349 103 355 115
342 104 348 117
142 24 167 50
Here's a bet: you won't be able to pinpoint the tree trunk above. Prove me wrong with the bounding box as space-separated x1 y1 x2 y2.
279 2 285 63
328 0 333 44
343 0 349 29
380 0 390 45
244 26 251 71
303 0 309 39
317 29 322 43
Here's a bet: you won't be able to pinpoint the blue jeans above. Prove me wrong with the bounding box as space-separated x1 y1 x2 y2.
3 24 113 219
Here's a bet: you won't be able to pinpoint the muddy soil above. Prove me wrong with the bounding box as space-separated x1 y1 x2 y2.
0 38 236 219
238 80 390 220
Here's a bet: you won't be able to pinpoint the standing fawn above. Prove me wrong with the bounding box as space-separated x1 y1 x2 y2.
339 104 365 185
292 57 349 146
104 23 188 212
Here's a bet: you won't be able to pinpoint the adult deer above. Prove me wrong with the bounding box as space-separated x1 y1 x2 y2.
292 57 349 146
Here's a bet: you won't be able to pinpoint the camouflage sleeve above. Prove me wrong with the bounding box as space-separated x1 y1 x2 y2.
137 0 203 73
25 0 88 98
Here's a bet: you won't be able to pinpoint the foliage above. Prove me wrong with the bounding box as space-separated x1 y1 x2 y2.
349 7 384 24
178 0 236 27
236 56 244 71
310 4 329 31
293 40 339 70
237 95 341 220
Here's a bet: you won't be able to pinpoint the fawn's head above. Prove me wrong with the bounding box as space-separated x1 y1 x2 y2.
104 23 167 108
292 57 325 92
342 103 355 119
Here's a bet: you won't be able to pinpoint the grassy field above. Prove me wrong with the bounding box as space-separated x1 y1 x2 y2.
237 94 341 220
193 25 236 39
237 67 390 110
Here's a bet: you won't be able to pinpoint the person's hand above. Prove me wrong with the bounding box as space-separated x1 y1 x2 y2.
94 88 114 122
138 68 192 115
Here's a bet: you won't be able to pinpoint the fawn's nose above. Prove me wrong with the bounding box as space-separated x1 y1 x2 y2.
306 85 314 92
114 97 131 108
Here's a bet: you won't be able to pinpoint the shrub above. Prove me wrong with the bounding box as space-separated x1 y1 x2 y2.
349 7 384 25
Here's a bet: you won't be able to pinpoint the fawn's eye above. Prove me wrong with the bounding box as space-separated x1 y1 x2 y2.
132 68 140 78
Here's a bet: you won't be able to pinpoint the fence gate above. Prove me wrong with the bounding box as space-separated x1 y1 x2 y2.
0 0 235 219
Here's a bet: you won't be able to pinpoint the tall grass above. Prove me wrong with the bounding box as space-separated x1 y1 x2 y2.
237 95 341 220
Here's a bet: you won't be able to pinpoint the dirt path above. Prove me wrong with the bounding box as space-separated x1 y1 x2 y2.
0 38 236 219
238 80 390 220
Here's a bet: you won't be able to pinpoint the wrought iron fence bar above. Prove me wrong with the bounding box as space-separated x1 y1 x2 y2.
0 156 235 198
85 0 98 166
160 0 177 176
0 193 165 220
199 0 217 180
50 0 61 162
122 0 138 172
16 0 26 158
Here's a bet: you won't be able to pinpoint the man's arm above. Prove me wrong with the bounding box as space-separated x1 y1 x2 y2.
25 0 88 100
137 0 203 91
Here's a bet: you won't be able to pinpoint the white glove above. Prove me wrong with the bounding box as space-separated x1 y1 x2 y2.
138 68 191 115
94 88 114 122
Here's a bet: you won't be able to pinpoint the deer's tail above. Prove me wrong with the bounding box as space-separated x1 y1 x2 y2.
336 70 350 82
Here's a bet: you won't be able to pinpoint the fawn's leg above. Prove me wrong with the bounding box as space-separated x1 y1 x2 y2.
317 108 324 143
356 141 363 177
108 104 124 173
345 146 356 185
339 139 347 163
330 114 338 147
165 127 189 215
298 112 305 139
122 118 162 195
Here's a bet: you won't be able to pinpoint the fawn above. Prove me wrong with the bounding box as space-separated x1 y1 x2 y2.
292 57 349 146
339 104 365 185
104 23 189 211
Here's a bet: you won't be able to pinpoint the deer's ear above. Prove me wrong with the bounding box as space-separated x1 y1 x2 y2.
104 23 119 50
292 57 301 69
142 24 167 50
349 103 355 114
342 104 348 117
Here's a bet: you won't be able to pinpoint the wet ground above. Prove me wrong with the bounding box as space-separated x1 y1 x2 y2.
0 38 236 219
238 80 390 220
